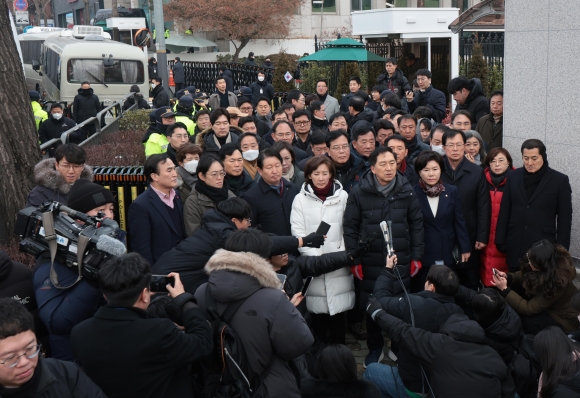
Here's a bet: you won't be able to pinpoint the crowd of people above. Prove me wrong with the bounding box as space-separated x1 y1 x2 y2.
9 57 579 398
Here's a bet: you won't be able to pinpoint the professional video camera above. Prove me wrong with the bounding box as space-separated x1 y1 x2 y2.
15 201 126 285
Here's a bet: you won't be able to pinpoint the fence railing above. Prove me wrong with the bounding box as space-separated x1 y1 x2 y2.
459 32 505 69
167 61 274 93
39 93 135 152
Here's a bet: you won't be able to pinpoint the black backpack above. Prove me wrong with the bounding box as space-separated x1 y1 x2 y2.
200 287 271 398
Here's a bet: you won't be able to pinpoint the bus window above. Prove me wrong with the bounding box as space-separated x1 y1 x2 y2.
67 59 144 84
44 48 60 89
20 40 42 64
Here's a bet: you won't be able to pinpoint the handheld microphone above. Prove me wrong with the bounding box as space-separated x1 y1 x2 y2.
379 221 394 257
96 234 127 257
386 221 394 257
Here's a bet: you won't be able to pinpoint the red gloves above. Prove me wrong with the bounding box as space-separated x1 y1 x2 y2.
410 260 422 277
351 265 364 280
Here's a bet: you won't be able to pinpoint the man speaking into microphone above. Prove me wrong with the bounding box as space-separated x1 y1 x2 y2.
343 146 424 368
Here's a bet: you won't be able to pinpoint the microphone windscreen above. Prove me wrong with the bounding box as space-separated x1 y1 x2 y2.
96 234 127 257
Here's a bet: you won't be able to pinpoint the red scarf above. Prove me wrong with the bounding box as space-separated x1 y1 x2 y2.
400 159 408 173
419 179 445 197
312 180 333 201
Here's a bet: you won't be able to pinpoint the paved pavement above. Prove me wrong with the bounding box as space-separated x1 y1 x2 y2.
344 328 396 378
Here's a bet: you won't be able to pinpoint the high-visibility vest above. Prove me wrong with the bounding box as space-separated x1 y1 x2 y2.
144 133 169 157
153 29 156 39
164 29 170 38
31 101 48 131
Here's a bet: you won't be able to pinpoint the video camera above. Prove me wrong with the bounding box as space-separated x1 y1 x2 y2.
15 201 126 282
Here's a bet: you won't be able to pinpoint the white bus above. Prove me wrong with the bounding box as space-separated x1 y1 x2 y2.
22 25 149 105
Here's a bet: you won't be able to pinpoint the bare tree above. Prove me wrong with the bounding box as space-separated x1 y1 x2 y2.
0 5 42 242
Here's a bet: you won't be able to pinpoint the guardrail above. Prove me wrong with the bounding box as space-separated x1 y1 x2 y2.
39 92 137 152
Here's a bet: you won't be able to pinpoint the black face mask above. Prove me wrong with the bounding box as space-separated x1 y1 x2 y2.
177 105 193 114
80 89 92 96
157 122 170 133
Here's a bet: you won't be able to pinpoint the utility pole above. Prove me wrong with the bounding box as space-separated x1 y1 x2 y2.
313 0 324 41
153 0 169 93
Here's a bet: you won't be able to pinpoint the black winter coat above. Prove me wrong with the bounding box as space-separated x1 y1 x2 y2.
455 78 490 128
0 356 107 397
249 80 274 105
551 369 580 397
225 169 256 197
122 93 150 111
195 250 314 398
221 69 234 93
151 84 170 108
402 161 419 187
0 251 36 311
301 377 381 398
442 157 491 268
405 135 430 165
38 116 78 146
333 154 369 194
373 268 464 392
244 177 300 237
407 85 447 123
197 128 240 154
348 108 374 131
172 61 185 84
495 166 572 271
376 68 411 99
72 88 100 122
374 311 515 397
339 92 358 113
71 297 213 398
343 171 424 302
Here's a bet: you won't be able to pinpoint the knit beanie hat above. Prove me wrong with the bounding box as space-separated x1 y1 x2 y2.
68 179 115 214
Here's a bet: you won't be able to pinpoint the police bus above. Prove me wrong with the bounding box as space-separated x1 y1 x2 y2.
20 25 149 105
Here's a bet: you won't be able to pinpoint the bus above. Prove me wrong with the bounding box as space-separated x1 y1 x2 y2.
23 25 149 105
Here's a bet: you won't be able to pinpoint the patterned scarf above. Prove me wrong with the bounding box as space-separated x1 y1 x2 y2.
419 179 445 197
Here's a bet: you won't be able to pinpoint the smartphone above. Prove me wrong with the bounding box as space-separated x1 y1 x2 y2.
150 275 175 293
316 221 331 236
276 273 287 289
301 276 314 296
492 268 498 276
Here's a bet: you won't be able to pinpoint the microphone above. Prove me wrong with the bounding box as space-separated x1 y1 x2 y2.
379 221 389 243
57 205 91 224
386 221 394 257
96 234 127 257
379 221 394 257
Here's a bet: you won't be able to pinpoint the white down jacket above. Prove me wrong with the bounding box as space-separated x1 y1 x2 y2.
290 181 355 315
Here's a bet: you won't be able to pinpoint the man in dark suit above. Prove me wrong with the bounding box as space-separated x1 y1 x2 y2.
128 153 186 264
495 139 572 271
441 129 491 289
242 148 300 237
71 253 212 398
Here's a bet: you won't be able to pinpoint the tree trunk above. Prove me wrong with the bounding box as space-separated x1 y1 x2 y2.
32 0 42 25
0 5 42 243
83 0 90 25
231 37 250 63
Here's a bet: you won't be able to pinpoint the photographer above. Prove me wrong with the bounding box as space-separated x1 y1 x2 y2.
71 253 212 398
32 180 119 361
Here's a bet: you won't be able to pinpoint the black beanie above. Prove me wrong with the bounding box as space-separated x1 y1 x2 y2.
68 180 115 214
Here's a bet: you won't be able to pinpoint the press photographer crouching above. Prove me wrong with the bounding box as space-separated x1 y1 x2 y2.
70 253 212 398
28 180 125 361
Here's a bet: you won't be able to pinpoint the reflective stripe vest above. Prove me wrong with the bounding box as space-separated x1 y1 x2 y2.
175 116 195 136
144 133 169 157
31 101 48 131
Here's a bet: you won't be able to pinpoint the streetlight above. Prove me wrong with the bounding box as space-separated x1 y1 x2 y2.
313 0 324 41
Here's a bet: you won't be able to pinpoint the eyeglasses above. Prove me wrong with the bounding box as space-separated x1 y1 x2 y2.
295 121 310 126
58 163 84 171
444 143 464 149
207 171 226 178
172 134 188 140
416 77 429 82
0 345 42 368
330 144 350 152
240 108 253 112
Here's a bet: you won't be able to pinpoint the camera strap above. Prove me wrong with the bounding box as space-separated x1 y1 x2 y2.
43 211 90 290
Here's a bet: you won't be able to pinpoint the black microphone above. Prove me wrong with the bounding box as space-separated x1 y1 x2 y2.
57 205 91 224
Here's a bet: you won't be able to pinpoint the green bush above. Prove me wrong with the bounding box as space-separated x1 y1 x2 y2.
299 63 334 95
488 64 504 92
334 62 361 102
469 40 489 96
119 109 152 132
271 51 297 92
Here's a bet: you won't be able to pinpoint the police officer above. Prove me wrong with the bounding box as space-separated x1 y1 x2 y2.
30 90 47 131
174 96 196 136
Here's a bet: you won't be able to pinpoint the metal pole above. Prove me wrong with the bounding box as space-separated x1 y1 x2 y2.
320 0 323 41
153 0 169 94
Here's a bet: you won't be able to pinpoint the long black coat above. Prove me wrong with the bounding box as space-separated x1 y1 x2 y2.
455 78 490 128
38 116 77 145
495 166 572 271
128 187 186 265
374 311 515 397
244 177 300 237
151 84 170 108
72 88 100 122
249 81 274 105
376 68 411 99
71 297 213 398
407 85 447 123
373 268 464 392
173 61 185 84
414 183 471 268
343 171 424 302
441 157 491 268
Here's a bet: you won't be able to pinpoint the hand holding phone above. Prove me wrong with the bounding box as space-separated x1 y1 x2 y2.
316 221 331 236
276 273 287 289
301 276 314 296
150 274 176 293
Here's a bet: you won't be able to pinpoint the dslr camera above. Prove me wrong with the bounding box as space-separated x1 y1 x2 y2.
15 201 125 281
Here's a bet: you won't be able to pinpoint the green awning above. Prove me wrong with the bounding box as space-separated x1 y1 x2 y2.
298 37 386 62
164 35 217 53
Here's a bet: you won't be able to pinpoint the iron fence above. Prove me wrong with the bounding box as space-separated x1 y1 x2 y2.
459 32 504 69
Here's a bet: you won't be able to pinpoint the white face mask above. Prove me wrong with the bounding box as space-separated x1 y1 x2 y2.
243 149 259 161
183 160 199 174
151 83 156 89
431 145 445 156
52 113 63 120
258 76 265 82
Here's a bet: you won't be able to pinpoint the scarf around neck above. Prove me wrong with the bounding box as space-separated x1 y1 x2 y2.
195 178 229 205
419 179 445 197
311 180 333 201
374 174 397 198
244 159 258 179
283 165 295 182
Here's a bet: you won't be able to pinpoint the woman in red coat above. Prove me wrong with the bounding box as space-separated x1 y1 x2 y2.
481 147 514 286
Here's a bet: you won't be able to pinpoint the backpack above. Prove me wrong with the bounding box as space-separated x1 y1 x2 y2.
200 286 271 398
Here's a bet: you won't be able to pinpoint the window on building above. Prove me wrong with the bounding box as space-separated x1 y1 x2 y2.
312 0 337 13
351 0 371 11
423 0 440 6
395 0 408 6
452 0 469 11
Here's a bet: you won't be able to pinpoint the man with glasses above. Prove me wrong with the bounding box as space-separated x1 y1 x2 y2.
406 69 446 123
26 144 92 207
316 79 340 116
0 299 106 396
129 153 186 265
292 110 313 154
219 143 256 197
238 97 269 136
325 130 368 194
165 123 190 165
441 129 490 289
271 121 309 162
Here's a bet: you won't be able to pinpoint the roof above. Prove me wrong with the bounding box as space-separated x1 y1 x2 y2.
298 37 386 62
448 0 505 33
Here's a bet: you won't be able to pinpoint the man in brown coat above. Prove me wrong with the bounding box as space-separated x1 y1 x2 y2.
476 90 503 150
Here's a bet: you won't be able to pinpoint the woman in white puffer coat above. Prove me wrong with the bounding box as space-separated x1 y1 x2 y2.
290 155 355 345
